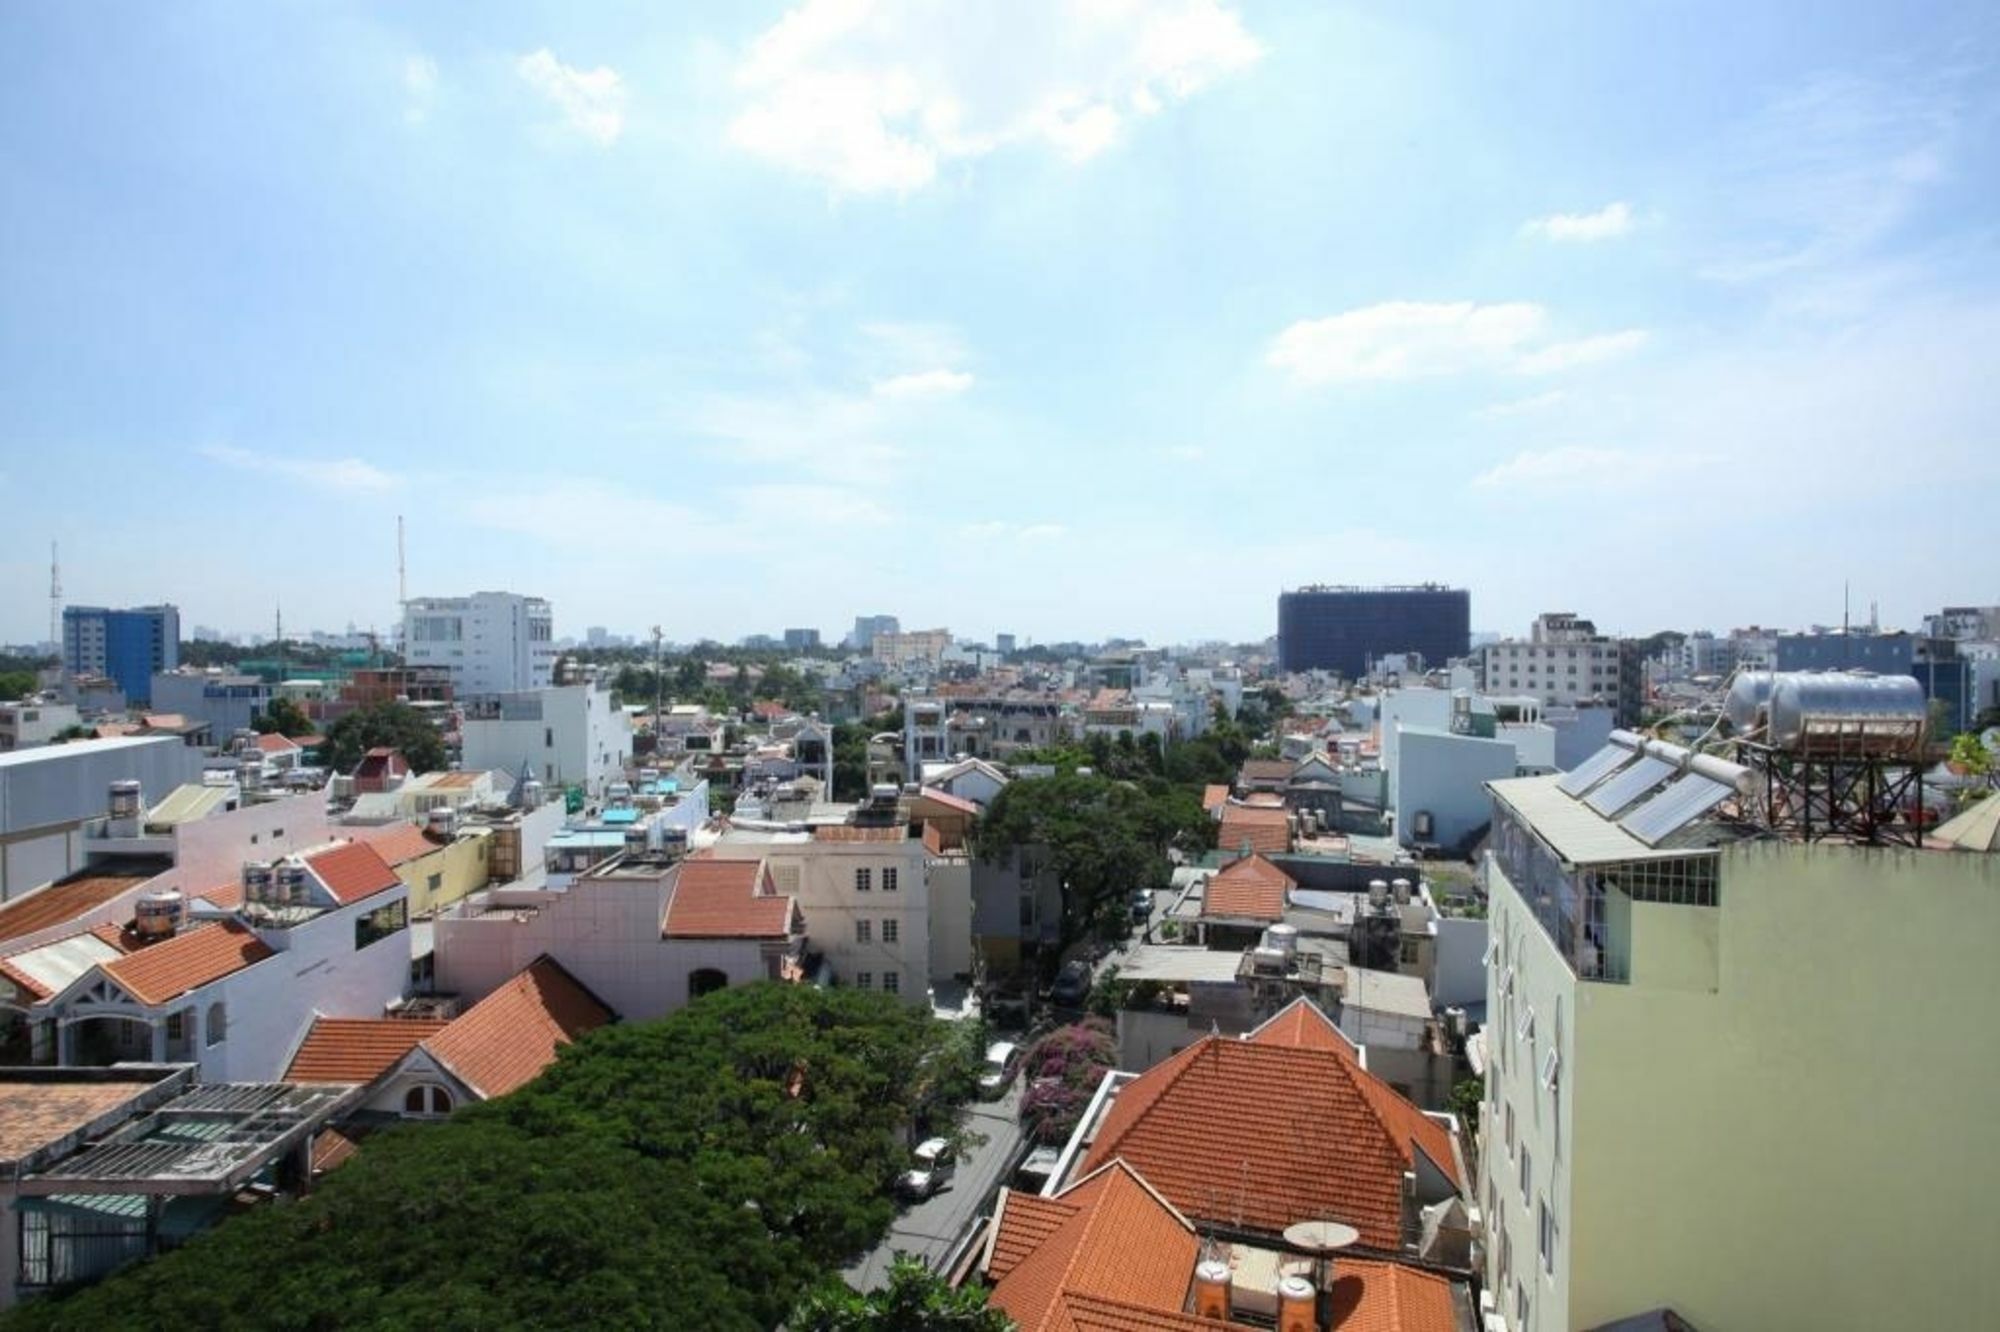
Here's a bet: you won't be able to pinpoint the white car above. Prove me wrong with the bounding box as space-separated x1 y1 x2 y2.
978 1041 1021 1098
897 1137 957 1199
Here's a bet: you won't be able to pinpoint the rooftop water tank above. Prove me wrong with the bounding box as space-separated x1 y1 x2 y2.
1723 671 1778 734
135 890 184 939
1766 672 1929 759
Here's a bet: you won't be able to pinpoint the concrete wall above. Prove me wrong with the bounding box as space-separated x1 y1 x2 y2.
1545 706 1615 772
1392 727 1517 849
1485 841 2000 1332
0 738 207 901
460 686 631 799
927 855 973 981
1431 914 1488 1011
395 832 492 915
709 835 932 999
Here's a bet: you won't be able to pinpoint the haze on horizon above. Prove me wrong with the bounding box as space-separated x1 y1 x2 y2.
3 1 1996 647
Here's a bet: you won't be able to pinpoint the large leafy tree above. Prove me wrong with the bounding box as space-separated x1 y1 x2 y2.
0 671 36 702
9 985 970 1332
318 700 446 774
251 696 313 738
972 772 1213 942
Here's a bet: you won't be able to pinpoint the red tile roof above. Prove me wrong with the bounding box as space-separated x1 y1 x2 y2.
917 786 980 816
303 842 402 905
663 861 796 939
1217 805 1290 857
1079 1000 1458 1251
1201 854 1294 921
0 873 154 947
987 1162 1202 1332
1324 1257 1462 1332
352 822 439 867
986 1191 1081 1282
1238 758 1296 784
286 1017 452 1084
1201 784 1231 814
811 825 907 842
422 957 613 1099
102 920 274 1006
197 879 243 910
253 733 299 754
311 1124 361 1174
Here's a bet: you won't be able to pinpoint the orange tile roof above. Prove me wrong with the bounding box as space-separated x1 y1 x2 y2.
285 1017 452 1084
311 1124 361 1174
986 1191 1081 1281
1246 996 1357 1056
425 770 485 789
988 1162 1202 1332
1325 1258 1462 1332
917 786 980 816
1201 854 1294 922
663 861 796 939
422 957 613 1099
352 822 439 867
303 842 402 905
0 1081 160 1162
811 825 906 842
1201 784 1230 814
253 732 299 754
197 879 243 910
1217 805 1290 857
1079 1001 1459 1251
102 920 274 1006
0 873 155 947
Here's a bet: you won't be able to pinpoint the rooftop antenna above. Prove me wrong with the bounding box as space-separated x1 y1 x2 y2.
1843 579 1850 637
397 514 407 653
652 625 665 738
49 540 62 682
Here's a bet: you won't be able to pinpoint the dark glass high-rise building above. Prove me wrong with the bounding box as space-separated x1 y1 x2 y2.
1277 585 1470 677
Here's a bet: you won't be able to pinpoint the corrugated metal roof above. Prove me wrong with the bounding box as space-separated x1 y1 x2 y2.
146 783 232 828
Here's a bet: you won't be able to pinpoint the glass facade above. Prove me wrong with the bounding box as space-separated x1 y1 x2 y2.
1276 586 1470 676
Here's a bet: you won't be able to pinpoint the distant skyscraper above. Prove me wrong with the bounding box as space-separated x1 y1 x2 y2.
1276 585 1469 678
995 633 1017 655
848 615 900 650
63 604 179 703
402 592 554 695
784 628 822 651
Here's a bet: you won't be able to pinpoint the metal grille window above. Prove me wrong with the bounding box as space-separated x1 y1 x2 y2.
856 972 873 989
882 867 898 892
855 868 873 893
855 920 871 943
882 919 899 944
883 971 900 994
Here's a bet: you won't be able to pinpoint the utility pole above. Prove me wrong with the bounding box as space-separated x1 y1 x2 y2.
652 625 665 744
49 540 62 683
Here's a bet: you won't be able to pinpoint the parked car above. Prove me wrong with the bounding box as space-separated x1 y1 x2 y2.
1130 887 1155 916
978 1041 1022 1098
897 1137 957 1199
1049 959 1092 1008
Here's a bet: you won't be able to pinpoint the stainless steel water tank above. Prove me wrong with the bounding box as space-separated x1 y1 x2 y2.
1723 671 1777 734
1766 672 1929 758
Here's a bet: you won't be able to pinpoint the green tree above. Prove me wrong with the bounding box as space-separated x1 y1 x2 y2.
792 1255 1015 1331
1949 731 1993 777
0 671 36 702
1449 1075 1485 1124
8 984 972 1332
318 701 446 774
252 696 313 738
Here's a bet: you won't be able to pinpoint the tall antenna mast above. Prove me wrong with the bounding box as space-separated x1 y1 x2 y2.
49 540 62 681
397 514 407 608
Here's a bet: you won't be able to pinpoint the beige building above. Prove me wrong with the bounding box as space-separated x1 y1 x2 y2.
870 628 952 668
1479 735 2000 1331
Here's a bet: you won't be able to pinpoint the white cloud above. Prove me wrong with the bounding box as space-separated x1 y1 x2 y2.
1522 201 1633 242
872 368 973 399
959 520 1066 541
516 48 626 146
1016 522 1066 541
1165 444 1206 461
403 56 438 125
858 321 968 370
1474 391 1566 420
199 444 399 493
1470 447 1662 491
1514 329 1650 375
727 0 1262 193
1267 301 1647 384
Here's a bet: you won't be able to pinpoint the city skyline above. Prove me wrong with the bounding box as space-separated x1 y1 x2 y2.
4 1 1997 643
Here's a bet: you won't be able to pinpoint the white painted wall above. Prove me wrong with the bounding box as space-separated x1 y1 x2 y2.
460 685 632 798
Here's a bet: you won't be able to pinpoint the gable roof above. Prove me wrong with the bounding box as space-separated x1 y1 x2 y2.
101 920 274 1006
1201 784 1231 814
352 822 439 868
286 1017 452 1084
0 872 155 948
1239 758 1296 784
916 786 981 816
663 860 796 939
1217 804 1291 857
1201 854 1294 922
253 732 299 754
421 957 613 1099
987 1161 1202 1332
0 930 127 1003
1079 1000 1459 1251
303 842 403 905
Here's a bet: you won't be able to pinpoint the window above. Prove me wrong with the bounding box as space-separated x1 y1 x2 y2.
1539 1198 1557 1275
855 920 871 943
1516 1005 1535 1042
206 1002 226 1046
404 1085 454 1118
882 919 899 944
544 727 554 748
1540 1046 1561 1092
882 866 898 892
1515 1281 1529 1329
883 971 900 994
427 872 442 893
1399 938 1420 966
1504 1103 1515 1156
855 868 873 893
355 898 409 949
165 1011 187 1042
1019 896 1036 927
1520 1144 1532 1203
856 972 873 989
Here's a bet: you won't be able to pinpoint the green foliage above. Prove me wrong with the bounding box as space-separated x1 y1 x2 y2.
8 985 967 1332
1449 1076 1485 1124
318 701 445 775
1948 731 1993 776
792 1255 1015 1331
971 773 1213 944
0 653 55 678
0 671 36 702
252 697 314 738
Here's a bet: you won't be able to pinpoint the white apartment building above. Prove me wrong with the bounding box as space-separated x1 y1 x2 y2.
1479 733 2000 1332
1480 613 1624 708
706 821 932 1004
459 683 630 797
402 592 555 695
870 628 952 668
0 700 80 752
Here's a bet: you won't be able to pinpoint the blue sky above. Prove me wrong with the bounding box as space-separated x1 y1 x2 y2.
3 1 1996 647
